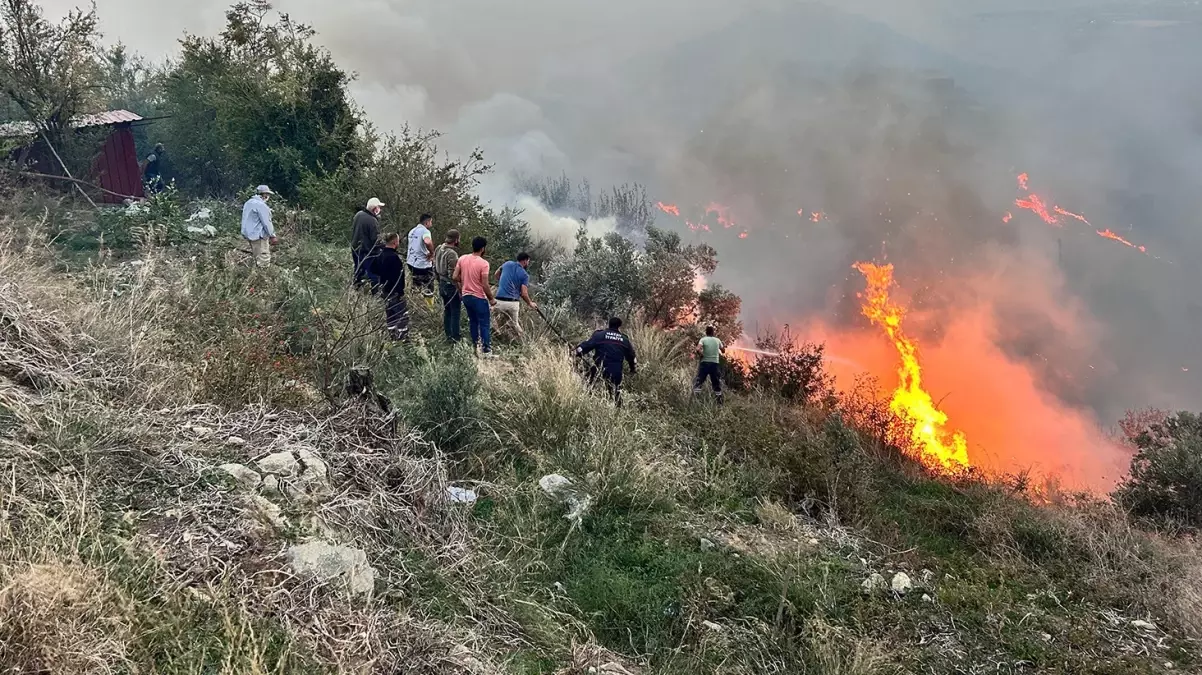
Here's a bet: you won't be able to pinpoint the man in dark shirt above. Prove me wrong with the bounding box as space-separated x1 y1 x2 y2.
576 316 637 407
142 143 165 194
351 198 384 287
371 232 408 341
433 229 462 342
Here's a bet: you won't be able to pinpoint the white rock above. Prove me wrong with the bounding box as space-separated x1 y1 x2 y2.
287 541 375 595
257 451 300 477
192 425 213 438
539 473 592 523
699 537 716 552
446 486 478 503
226 436 247 446
249 495 287 529
891 572 914 595
702 620 724 632
218 463 261 490
922 594 934 603
1131 619 1157 631
262 475 280 496
861 573 887 594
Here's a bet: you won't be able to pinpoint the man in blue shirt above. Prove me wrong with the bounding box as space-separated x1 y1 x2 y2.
494 252 537 340
240 185 276 267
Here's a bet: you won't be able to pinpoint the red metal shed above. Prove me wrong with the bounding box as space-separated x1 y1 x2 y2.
0 109 147 203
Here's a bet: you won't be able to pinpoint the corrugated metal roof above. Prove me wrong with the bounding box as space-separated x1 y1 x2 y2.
0 109 144 138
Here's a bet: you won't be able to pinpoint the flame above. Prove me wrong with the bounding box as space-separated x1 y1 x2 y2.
853 261 971 472
1015 193 1059 225
811 211 824 223
1053 206 1090 225
686 220 710 232
1097 229 1148 253
1002 212 1012 223
656 202 681 217
738 231 749 239
705 202 736 229
1017 173 1029 190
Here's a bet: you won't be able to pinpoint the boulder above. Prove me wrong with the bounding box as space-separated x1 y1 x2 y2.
256 451 300 477
262 475 281 496
891 572 913 595
861 573 887 594
539 473 592 523
287 541 375 595
218 463 262 490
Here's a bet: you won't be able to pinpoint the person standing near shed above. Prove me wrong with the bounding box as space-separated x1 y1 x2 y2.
142 143 165 194
241 185 276 267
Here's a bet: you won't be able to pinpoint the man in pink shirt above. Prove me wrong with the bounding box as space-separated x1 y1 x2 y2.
452 236 497 356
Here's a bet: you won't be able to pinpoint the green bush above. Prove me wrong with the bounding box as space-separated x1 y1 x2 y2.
1114 410 1202 529
391 347 483 455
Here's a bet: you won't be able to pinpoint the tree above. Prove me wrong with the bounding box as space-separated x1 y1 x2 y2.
543 231 647 322
1114 410 1202 529
640 226 716 329
696 285 742 343
160 1 363 198
749 329 833 404
0 0 101 139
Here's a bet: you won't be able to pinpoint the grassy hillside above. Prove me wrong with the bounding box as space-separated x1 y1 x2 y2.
1 195 1199 674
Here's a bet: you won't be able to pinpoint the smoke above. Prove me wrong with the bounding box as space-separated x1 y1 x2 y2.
513 195 616 254
52 0 1202 489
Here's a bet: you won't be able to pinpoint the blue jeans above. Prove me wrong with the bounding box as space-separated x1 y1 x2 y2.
463 295 491 352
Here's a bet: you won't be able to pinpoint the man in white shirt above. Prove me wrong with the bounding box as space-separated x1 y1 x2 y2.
241 185 276 267
407 213 436 305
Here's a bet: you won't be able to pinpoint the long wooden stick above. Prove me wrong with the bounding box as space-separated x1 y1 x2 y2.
35 128 97 208
0 167 140 201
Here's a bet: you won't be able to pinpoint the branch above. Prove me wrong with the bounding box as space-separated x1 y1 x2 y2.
0 167 140 200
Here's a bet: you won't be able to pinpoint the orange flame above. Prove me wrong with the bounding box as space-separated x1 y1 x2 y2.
1017 173 1029 190
706 202 736 229
1015 194 1059 225
1054 206 1090 225
1002 212 1013 223
656 202 681 217
811 211 824 223
738 231 749 239
853 262 971 472
1097 229 1148 254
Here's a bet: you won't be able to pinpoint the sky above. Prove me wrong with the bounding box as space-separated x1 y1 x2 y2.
45 0 1202 487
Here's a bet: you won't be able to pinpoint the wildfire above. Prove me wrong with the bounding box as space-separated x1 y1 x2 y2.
1011 172 1151 255
1002 212 1012 223
738 231 749 239
705 202 737 229
656 202 681 217
1097 229 1148 253
853 262 971 472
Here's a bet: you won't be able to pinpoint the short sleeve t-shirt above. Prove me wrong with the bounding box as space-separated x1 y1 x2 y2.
699 336 724 363
406 224 433 268
496 260 529 300
456 254 490 299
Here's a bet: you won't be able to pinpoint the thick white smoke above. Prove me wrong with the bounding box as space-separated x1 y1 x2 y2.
512 195 616 254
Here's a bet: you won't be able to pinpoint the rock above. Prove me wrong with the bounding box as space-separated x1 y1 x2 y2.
446 486 478 503
256 451 300 477
861 573 887 594
922 594 934 603
891 572 913 595
248 495 287 529
262 475 280 496
539 473 593 523
699 537 716 552
1131 619 1157 631
295 447 328 481
218 463 261 490
192 425 214 438
702 620 724 632
226 436 247 446
287 541 375 595
807 538 820 546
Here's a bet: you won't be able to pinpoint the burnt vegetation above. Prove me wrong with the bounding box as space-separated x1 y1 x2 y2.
0 2 1199 674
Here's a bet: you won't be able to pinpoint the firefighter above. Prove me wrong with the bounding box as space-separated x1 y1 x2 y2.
576 317 637 407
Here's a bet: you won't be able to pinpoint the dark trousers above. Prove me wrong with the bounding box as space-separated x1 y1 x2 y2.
385 292 409 338
589 365 624 407
408 265 435 297
353 249 366 284
440 280 462 341
463 295 491 352
694 362 723 401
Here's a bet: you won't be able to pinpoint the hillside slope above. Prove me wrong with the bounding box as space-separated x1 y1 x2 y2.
0 198 1199 674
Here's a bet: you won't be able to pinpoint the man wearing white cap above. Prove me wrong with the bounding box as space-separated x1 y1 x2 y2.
241 185 277 267
351 197 384 286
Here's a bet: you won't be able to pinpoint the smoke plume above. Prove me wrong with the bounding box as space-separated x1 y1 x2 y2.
52 0 1202 489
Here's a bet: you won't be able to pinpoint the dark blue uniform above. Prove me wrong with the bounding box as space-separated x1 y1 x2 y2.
576 329 637 405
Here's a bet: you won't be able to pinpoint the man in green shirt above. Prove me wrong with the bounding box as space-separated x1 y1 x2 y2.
694 325 726 404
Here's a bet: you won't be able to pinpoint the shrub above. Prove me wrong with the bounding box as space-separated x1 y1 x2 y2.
748 329 834 405
1114 410 1202 529
391 347 483 455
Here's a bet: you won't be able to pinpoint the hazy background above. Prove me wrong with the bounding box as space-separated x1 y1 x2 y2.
46 0 1202 485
